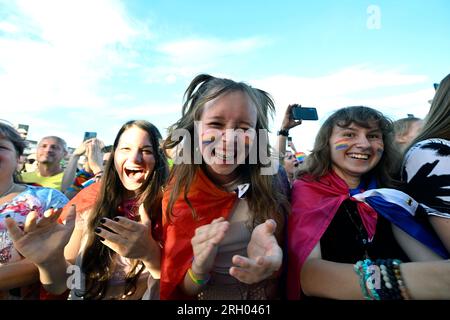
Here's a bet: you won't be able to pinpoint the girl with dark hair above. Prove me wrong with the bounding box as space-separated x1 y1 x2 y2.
160 74 290 300
0 122 68 299
287 106 449 300
5 120 168 299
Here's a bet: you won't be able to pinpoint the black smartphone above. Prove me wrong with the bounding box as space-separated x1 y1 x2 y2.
287 136 292 142
83 131 97 141
292 105 319 121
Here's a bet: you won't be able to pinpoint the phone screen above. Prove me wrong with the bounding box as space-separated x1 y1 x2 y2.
83 132 97 141
292 106 319 121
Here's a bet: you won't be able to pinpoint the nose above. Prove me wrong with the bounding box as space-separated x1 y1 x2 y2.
221 129 237 148
129 149 143 163
355 134 371 148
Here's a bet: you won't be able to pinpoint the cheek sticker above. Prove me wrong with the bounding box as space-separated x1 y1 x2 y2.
295 152 306 162
334 138 350 150
202 134 216 145
202 129 219 145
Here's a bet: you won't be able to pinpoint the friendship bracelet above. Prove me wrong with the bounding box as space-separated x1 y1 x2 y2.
354 260 372 300
187 268 210 286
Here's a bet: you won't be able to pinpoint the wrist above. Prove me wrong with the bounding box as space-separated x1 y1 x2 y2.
277 129 289 137
188 267 210 286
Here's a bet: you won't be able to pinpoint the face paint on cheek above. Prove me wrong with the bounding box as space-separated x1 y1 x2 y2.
202 134 215 145
295 152 306 162
334 138 350 151
376 148 384 156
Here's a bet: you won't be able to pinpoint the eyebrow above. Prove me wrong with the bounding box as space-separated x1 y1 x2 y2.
120 142 153 149
206 116 255 127
339 126 381 133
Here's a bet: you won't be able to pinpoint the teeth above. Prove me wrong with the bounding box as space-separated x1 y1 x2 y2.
348 153 369 160
215 150 235 160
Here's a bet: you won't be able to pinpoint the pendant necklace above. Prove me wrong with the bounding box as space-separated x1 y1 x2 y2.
343 202 371 259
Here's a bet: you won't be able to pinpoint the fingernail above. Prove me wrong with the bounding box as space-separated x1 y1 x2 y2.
100 218 106 223
95 228 101 233
113 217 120 222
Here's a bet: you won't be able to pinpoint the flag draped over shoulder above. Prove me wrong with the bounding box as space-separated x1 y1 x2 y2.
287 171 448 300
352 189 449 259
59 182 101 222
160 169 238 300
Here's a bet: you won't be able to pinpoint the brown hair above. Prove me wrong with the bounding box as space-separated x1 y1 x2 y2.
163 74 289 237
297 106 400 188
405 73 450 153
0 122 27 183
81 120 168 299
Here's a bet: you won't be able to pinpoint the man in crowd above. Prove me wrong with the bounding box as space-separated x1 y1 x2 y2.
21 136 67 190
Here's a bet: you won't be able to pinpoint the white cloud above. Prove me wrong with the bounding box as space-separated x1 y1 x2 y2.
145 36 269 84
0 21 19 33
157 37 268 64
0 0 149 111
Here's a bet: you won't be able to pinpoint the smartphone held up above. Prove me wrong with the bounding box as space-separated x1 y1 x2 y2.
291 104 319 121
83 131 97 141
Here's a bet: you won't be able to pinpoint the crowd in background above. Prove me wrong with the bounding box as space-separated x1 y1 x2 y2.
0 72 449 300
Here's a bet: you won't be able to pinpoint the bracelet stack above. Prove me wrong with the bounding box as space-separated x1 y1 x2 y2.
354 258 410 300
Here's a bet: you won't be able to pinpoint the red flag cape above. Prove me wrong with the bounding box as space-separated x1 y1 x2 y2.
160 169 238 300
286 171 377 300
59 182 101 222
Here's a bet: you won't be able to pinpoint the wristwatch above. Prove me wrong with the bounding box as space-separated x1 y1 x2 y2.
277 129 289 137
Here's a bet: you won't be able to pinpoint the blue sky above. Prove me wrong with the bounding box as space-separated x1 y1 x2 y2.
1 0 449 152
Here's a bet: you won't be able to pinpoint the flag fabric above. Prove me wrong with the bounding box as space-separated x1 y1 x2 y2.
353 189 449 259
160 168 238 300
287 171 448 300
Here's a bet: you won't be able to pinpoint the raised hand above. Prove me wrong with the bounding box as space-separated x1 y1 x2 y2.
281 104 302 131
85 138 104 174
5 206 76 266
229 219 282 284
95 204 160 268
190 217 230 275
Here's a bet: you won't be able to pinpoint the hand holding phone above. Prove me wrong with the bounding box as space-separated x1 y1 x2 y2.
291 105 318 121
83 132 97 142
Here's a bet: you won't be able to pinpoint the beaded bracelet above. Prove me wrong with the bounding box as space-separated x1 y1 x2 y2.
187 267 210 286
392 259 411 300
377 259 400 300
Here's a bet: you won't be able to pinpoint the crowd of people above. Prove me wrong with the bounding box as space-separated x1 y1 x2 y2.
0 72 449 300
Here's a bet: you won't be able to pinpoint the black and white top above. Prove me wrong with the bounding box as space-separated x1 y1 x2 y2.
402 138 450 218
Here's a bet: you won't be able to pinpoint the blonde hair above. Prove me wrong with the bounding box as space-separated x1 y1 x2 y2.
406 73 450 153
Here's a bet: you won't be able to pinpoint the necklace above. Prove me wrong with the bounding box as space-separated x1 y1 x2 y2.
342 201 371 259
0 183 15 198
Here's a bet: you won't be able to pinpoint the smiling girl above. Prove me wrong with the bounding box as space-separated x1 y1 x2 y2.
160 74 290 300
6 120 168 299
287 106 449 300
